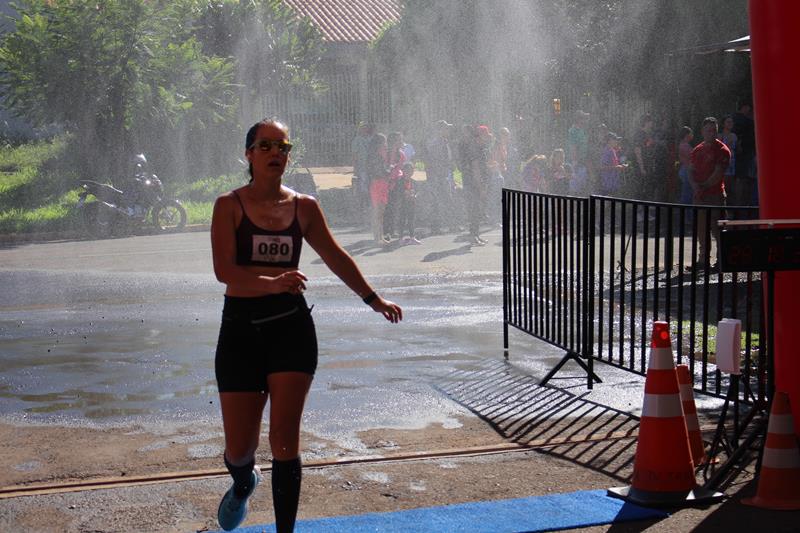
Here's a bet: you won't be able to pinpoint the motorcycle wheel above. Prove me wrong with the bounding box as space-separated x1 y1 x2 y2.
80 201 114 239
152 199 187 232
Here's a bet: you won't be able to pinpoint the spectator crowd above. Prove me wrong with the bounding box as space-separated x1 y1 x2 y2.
349 99 757 248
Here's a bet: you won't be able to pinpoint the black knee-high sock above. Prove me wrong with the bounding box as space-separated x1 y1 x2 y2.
224 455 255 499
272 457 302 533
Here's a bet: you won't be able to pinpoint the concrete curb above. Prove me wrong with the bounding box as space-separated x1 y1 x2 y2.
0 224 211 245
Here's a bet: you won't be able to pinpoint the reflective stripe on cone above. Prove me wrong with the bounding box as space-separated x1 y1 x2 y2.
642 393 684 418
677 365 706 465
744 391 800 510
648 346 675 370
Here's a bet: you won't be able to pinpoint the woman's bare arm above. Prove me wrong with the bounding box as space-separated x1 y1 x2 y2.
301 196 402 322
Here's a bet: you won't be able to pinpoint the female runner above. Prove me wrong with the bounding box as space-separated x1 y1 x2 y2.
211 118 402 531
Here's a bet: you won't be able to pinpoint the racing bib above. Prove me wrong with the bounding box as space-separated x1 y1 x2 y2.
251 235 293 263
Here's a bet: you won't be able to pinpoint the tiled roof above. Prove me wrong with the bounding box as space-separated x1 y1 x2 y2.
284 0 402 43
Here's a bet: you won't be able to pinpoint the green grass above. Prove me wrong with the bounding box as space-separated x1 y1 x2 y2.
177 173 246 203
671 320 760 363
0 136 86 233
0 189 83 233
175 173 249 225
0 137 69 197
0 138 242 232
672 321 759 366
0 137 67 172
0 165 37 196
182 200 214 225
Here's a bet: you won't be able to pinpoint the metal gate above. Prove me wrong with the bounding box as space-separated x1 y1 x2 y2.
502 189 765 406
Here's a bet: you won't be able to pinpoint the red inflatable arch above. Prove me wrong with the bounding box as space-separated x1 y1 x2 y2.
749 1 800 434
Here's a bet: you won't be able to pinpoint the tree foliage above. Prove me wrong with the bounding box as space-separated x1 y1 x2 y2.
0 1 237 179
372 0 749 125
195 0 325 99
0 0 325 181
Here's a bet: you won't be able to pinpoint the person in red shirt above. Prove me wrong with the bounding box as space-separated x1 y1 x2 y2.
689 117 731 270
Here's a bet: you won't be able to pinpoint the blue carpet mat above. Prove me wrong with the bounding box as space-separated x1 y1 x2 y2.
215 489 668 532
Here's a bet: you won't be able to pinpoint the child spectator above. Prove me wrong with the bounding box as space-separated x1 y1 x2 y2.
398 162 420 244
383 132 407 240
521 154 548 193
367 133 391 245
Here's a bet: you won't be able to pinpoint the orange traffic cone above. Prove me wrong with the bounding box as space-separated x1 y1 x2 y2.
608 321 723 506
676 364 707 465
743 391 800 510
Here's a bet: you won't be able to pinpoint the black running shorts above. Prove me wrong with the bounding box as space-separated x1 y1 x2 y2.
215 293 318 392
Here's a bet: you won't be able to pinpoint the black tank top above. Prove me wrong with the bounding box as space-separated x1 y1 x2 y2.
234 191 303 268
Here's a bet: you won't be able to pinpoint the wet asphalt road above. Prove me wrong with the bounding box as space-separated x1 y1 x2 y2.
0 227 723 446
0 228 531 446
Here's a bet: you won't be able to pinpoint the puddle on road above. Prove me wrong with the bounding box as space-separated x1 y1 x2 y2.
0 274 543 452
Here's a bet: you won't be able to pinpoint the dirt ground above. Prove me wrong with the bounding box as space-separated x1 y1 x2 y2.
2 413 799 533
0 416 508 489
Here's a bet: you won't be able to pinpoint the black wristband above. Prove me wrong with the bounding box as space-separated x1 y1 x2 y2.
362 291 378 305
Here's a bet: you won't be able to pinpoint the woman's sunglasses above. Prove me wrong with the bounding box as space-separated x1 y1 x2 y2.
250 139 293 154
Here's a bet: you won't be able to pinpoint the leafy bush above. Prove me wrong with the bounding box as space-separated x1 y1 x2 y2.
177 173 248 203
182 200 214 225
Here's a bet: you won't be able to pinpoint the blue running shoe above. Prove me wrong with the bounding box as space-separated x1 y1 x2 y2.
217 465 260 531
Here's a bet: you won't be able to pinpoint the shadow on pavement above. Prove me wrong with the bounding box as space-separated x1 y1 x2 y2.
311 238 383 263
421 244 473 263
689 477 800 533
440 359 800 532
437 359 639 483
603 475 800 533
362 239 408 256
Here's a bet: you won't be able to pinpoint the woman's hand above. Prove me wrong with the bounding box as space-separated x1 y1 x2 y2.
266 271 308 295
370 297 403 323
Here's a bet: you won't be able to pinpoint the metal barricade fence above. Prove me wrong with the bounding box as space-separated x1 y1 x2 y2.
502 191 597 386
502 189 765 406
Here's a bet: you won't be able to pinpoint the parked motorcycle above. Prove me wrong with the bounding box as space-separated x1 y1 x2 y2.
77 154 187 237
